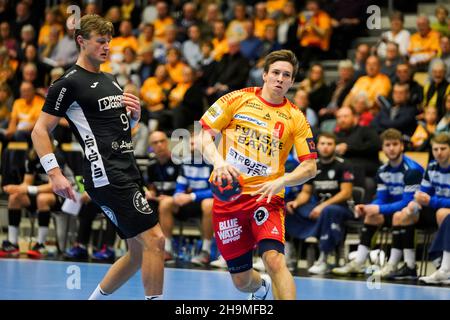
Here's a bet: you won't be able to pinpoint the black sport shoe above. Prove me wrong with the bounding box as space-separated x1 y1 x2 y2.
388 263 417 280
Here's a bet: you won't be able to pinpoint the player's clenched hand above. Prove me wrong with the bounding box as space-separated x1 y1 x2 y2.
123 92 141 121
212 161 240 186
3 184 26 195
48 170 76 201
251 176 286 203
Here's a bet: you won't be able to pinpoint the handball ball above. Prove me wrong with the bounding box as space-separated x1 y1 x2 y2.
211 175 243 202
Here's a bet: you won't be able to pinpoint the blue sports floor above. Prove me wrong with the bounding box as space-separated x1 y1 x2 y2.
0 259 449 300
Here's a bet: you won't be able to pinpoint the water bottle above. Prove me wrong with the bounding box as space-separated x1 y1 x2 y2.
184 239 191 262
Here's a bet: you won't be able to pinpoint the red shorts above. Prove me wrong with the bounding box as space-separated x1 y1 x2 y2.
213 194 285 261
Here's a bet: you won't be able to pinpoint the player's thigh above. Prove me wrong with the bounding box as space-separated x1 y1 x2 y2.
436 208 450 226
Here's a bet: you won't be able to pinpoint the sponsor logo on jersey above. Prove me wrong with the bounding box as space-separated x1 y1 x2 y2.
271 226 279 235
64 69 77 78
206 103 222 122
55 87 67 111
111 141 119 150
84 135 104 179
119 140 134 153
306 138 316 153
227 147 271 177
217 218 243 245
328 169 335 179
133 191 153 214
98 95 123 111
263 113 271 120
90 82 99 88
246 102 263 110
254 207 269 226
276 111 291 120
234 114 267 127
101 205 118 226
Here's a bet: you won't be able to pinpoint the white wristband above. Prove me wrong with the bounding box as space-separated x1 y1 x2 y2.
40 153 60 173
27 185 38 195
190 192 197 201
127 111 139 129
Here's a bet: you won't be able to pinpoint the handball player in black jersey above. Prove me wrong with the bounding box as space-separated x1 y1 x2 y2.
31 14 165 300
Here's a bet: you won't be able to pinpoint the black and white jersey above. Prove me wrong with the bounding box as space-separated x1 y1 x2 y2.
42 65 141 189
306 157 354 206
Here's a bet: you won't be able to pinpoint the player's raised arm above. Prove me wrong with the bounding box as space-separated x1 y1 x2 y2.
31 112 76 201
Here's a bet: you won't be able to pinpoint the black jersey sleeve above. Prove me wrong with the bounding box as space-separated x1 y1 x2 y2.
42 78 75 117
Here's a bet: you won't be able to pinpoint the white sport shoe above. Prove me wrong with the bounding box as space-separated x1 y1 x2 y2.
419 269 450 285
308 261 329 275
210 255 227 269
372 263 397 279
248 274 271 300
332 260 365 276
253 257 266 272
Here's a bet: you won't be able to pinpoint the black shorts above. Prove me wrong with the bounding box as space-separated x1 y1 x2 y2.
86 183 158 239
382 213 393 228
176 201 202 221
416 206 438 229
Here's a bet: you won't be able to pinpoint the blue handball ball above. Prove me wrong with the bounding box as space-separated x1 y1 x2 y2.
210 175 243 202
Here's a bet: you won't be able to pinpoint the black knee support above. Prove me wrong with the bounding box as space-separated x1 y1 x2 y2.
8 209 21 227
360 224 378 248
392 226 402 249
402 225 415 249
38 211 50 227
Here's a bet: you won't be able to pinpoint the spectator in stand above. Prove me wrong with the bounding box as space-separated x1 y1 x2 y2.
343 55 391 112
199 3 222 40
37 7 63 48
1 21 18 60
429 36 450 83
0 83 12 128
153 24 181 64
335 106 381 198
211 19 229 61
408 15 440 71
350 93 373 127
205 38 250 104
137 44 159 84
138 23 155 49
176 2 199 43
376 11 410 59
422 59 450 120
276 1 298 52
380 41 404 84
111 46 141 88
182 24 202 70
119 0 141 29
372 83 418 137
165 47 187 85
320 59 355 121
293 88 318 132
328 0 367 60
240 20 264 67
353 43 370 80
225 2 248 42
392 63 423 109
296 0 332 70
410 105 438 151
109 20 139 65
436 94 450 133
431 5 450 38
153 1 175 43
253 2 275 40
1 81 43 145
297 63 332 115
17 24 36 62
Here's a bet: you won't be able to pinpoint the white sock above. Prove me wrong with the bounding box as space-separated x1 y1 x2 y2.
8 226 18 245
317 252 327 263
164 238 172 253
403 249 416 269
201 239 211 253
145 294 163 300
355 245 369 265
388 248 402 266
440 251 450 272
37 227 48 244
88 284 110 300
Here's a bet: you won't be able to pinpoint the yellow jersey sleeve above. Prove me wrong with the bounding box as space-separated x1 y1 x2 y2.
292 108 317 162
200 90 244 134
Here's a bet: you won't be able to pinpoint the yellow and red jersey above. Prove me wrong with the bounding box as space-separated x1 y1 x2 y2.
200 87 317 198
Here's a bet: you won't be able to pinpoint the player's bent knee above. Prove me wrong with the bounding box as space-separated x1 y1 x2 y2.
231 270 253 290
259 239 285 273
